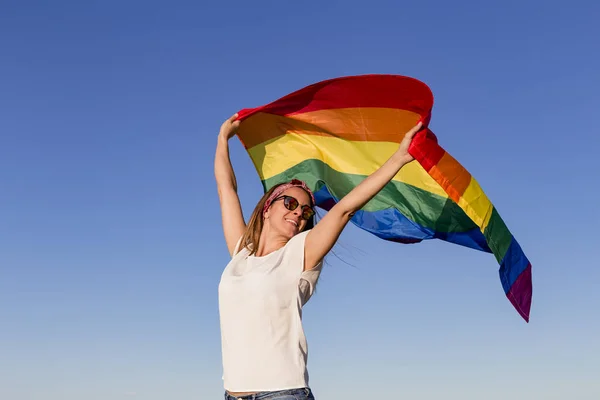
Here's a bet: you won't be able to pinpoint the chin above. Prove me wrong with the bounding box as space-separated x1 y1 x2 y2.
286 228 299 237
280 222 300 235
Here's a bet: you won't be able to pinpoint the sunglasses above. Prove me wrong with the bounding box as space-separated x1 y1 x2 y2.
272 195 315 220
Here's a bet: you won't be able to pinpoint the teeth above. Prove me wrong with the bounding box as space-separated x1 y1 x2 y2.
286 219 298 226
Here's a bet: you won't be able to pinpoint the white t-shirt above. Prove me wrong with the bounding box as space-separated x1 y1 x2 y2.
218 230 323 392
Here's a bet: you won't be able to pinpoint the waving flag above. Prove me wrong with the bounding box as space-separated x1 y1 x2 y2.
235 74 532 322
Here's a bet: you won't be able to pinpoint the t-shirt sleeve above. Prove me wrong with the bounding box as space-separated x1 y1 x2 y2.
291 231 323 305
299 261 323 306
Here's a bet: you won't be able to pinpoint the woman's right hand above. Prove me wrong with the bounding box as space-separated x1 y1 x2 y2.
215 113 246 256
219 113 240 141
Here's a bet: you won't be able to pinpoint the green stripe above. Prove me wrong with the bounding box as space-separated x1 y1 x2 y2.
261 158 478 233
483 208 513 263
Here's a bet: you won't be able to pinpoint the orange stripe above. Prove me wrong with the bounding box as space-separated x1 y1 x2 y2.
435 152 472 198
429 157 472 204
429 165 459 204
237 108 422 149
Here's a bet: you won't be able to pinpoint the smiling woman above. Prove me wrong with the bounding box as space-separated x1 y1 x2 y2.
238 179 317 259
214 110 422 399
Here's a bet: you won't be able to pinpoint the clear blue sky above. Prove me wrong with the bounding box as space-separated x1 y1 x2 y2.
1 1 599 399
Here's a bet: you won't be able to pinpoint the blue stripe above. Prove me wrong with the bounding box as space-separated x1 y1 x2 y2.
498 237 530 294
313 185 491 252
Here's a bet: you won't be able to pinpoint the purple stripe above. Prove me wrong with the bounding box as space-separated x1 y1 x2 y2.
506 264 532 322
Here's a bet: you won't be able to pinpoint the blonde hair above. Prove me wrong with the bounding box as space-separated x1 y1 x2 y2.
240 182 315 255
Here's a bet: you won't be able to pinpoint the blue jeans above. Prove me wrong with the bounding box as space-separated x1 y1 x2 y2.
224 387 315 400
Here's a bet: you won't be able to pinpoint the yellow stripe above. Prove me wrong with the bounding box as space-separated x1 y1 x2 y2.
457 178 494 231
248 132 447 198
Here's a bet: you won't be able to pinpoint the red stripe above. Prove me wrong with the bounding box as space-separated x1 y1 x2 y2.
409 128 445 171
237 74 433 120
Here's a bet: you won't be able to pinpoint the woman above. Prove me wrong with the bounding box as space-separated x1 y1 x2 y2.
215 113 422 399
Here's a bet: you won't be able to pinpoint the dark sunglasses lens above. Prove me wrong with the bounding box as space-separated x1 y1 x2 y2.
302 206 315 220
283 196 298 211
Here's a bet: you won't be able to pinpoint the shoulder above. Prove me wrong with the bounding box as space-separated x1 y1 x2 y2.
272 231 310 264
284 230 323 271
285 230 310 251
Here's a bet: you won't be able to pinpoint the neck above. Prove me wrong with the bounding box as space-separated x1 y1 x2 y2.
255 226 289 257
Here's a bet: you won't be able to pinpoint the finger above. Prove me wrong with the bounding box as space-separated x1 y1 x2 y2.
405 122 423 139
229 113 239 122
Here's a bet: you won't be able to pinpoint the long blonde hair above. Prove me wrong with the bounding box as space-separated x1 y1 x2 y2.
239 182 315 255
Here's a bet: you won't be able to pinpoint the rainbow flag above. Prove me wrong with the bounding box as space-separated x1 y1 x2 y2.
236 74 532 322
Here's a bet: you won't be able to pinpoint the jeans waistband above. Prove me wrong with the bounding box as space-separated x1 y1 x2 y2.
225 387 311 400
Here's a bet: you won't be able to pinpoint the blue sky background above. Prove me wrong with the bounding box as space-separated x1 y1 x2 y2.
1 1 599 399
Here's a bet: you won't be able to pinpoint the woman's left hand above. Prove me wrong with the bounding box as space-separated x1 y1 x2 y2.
396 121 423 164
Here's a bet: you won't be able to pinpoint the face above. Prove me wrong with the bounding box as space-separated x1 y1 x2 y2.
264 187 313 238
